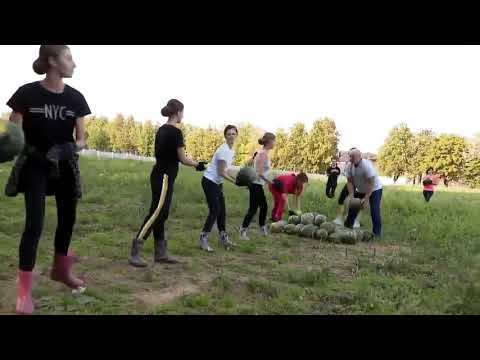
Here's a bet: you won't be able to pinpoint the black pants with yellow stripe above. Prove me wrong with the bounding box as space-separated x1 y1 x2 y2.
135 167 176 257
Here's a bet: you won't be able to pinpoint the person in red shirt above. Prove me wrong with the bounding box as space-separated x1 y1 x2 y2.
422 167 439 202
268 172 309 222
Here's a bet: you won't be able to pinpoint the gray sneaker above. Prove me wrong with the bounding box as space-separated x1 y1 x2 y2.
199 233 214 252
239 227 250 241
260 225 269 236
220 231 236 249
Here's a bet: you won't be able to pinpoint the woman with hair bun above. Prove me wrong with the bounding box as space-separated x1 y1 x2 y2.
6 45 90 314
129 99 206 267
239 132 276 240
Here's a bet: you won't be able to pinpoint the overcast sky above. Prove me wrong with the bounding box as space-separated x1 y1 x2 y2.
1 45 479 153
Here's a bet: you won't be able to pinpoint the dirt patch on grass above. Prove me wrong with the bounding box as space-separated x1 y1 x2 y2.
134 284 201 306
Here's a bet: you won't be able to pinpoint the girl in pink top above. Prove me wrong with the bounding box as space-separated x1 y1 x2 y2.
268 172 309 221
422 168 439 202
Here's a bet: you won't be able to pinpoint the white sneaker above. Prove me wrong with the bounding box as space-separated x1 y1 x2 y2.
260 225 269 236
333 216 344 226
199 233 214 252
240 227 250 241
353 219 361 229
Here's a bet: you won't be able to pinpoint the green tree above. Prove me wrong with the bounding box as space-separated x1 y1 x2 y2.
304 117 339 173
136 120 156 157
85 116 111 151
284 123 308 172
426 134 468 187
464 154 480 188
185 126 224 162
108 114 127 152
270 128 289 170
234 123 260 166
377 123 415 183
407 129 436 184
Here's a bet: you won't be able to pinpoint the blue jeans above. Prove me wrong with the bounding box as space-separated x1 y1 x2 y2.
344 188 383 236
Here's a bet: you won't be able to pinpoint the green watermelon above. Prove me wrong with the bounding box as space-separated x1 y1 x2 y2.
270 221 287 233
327 232 344 243
235 166 258 187
0 120 25 163
360 230 375 242
341 230 358 245
319 222 336 234
294 224 305 234
348 198 362 210
288 215 301 225
300 224 318 238
284 224 297 234
314 229 329 241
300 213 315 225
314 214 327 226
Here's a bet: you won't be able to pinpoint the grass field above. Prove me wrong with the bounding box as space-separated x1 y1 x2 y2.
1 157 479 315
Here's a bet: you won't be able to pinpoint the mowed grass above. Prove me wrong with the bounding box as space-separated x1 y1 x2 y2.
0 157 479 315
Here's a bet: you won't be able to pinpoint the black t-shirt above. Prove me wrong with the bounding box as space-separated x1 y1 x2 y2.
327 165 341 180
7 81 91 152
154 124 185 178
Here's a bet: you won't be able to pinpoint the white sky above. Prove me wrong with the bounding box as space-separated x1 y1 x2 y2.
1 45 479 153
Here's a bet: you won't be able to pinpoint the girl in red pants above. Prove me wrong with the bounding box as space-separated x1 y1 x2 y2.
268 172 309 222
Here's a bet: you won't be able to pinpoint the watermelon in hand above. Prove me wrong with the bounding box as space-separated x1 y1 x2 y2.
0 120 25 163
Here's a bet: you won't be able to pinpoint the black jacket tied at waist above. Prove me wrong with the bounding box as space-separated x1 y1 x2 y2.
5 143 82 199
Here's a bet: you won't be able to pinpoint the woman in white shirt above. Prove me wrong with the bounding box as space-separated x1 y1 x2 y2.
199 125 239 252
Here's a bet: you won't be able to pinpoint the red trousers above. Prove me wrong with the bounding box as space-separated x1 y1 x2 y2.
268 183 286 221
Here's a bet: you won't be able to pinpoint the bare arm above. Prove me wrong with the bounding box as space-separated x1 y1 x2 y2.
9 112 23 126
256 153 273 185
218 160 237 184
360 176 375 208
75 117 86 150
294 194 301 211
177 147 199 168
347 177 355 196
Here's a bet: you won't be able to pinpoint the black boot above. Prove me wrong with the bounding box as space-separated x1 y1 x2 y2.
129 238 148 268
154 238 180 264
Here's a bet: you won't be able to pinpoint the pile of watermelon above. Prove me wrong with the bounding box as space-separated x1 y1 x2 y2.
269 212 374 245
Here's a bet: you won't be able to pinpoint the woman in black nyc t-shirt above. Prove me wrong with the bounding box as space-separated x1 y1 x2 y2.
6 45 91 315
129 99 206 268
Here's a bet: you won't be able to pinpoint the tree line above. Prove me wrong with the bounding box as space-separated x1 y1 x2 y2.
84 115 340 173
377 123 480 188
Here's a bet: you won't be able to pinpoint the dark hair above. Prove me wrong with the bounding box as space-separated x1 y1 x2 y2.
224 125 238 137
161 99 184 118
258 132 276 146
296 172 309 184
33 45 69 75
426 167 434 173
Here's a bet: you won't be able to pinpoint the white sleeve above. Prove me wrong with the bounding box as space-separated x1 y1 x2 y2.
364 160 377 178
345 163 352 177
217 146 228 162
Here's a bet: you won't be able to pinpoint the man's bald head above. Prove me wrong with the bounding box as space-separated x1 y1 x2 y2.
349 148 362 165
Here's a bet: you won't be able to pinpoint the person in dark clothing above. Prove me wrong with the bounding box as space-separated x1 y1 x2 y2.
129 99 206 268
240 133 276 240
6 45 91 315
326 160 341 198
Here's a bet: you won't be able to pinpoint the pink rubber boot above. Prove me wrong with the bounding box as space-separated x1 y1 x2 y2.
16 270 34 315
50 254 85 289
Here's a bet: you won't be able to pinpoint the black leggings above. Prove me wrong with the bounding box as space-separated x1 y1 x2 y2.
338 184 349 205
423 190 434 202
135 167 175 257
242 184 267 228
326 177 338 198
201 177 226 233
19 160 77 272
